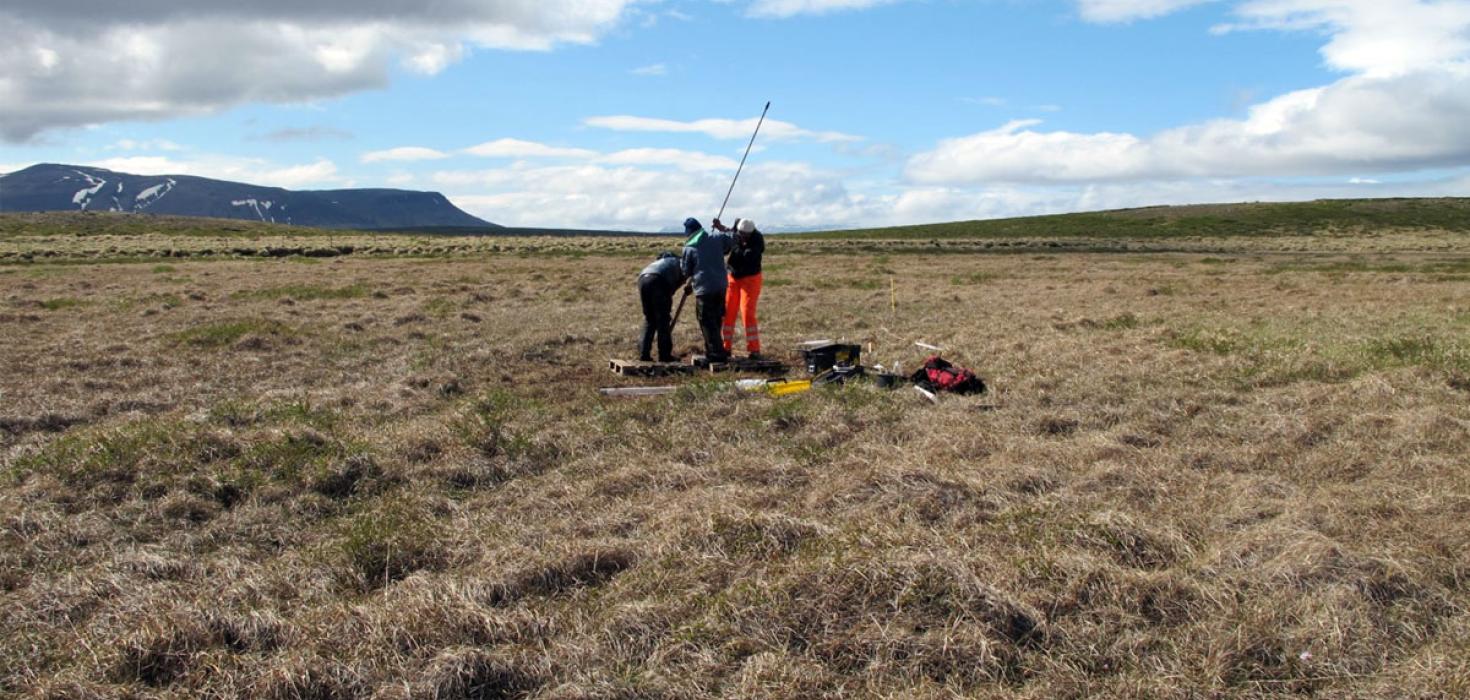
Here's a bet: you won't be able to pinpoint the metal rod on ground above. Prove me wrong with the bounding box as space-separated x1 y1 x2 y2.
600 386 679 397
716 101 771 223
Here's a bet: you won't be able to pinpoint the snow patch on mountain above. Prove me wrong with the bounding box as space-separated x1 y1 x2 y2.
134 179 177 211
71 170 107 210
231 198 275 222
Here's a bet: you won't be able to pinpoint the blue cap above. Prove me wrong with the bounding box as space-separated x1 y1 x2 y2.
683 217 701 234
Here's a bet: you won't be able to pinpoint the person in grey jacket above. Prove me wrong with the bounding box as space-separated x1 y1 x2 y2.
637 251 685 362
679 217 734 362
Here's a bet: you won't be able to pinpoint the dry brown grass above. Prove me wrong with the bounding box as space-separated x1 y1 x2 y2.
3 225 1470 698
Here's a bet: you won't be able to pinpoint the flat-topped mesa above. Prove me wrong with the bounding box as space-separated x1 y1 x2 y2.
0 163 497 230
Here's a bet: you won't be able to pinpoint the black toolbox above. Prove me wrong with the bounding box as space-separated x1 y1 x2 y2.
800 342 862 375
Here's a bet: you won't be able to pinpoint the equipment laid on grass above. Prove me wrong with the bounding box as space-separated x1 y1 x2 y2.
767 379 812 396
813 364 866 386
691 354 788 374
873 372 905 389
800 342 862 375
604 334 990 404
608 354 786 376
599 386 679 397
608 359 694 377
599 377 809 398
910 355 987 395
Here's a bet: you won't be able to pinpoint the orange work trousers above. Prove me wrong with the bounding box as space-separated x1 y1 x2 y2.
722 273 763 354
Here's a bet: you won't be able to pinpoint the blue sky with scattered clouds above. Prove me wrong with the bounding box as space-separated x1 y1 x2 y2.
2 0 1468 229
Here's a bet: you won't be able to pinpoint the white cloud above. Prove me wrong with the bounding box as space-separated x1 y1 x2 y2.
631 63 667 76
107 138 183 152
261 159 342 188
909 1 1470 186
33 46 58 71
464 138 598 159
456 138 745 172
907 119 1155 183
434 161 887 230
584 115 862 143
404 42 467 75
83 156 189 175
0 1 640 141
1078 0 1218 23
1077 0 1470 76
451 138 745 172
82 155 344 189
597 148 739 171
360 147 450 163
1215 0 1470 77
746 0 907 18
253 126 354 143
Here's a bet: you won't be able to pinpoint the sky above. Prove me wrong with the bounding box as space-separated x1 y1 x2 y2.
1 0 1469 230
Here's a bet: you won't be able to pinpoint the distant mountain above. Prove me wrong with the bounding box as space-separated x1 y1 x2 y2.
0 163 496 230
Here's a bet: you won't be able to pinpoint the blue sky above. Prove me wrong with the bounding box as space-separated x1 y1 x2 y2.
2 0 1468 229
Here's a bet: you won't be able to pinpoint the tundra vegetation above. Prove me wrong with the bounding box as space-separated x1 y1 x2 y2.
2 203 1468 698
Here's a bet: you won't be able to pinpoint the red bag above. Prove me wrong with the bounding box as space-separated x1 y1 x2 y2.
911 355 987 395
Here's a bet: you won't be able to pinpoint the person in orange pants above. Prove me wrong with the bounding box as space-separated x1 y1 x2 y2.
714 217 765 358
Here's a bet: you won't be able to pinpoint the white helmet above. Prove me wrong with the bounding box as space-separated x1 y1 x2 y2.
737 218 756 234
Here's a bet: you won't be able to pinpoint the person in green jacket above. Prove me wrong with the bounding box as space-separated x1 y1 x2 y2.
679 217 734 362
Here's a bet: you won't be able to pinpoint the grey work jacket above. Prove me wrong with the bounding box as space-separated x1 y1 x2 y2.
680 229 733 295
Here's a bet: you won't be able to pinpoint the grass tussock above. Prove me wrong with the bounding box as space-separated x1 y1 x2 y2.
233 283 370 302
169 318 297 348
39 297 83 310
335 495 450 590
408 647 547 700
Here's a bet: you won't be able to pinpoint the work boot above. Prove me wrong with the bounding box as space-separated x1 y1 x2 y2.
639 355 654 362
658 354 678 363
747 351 763 360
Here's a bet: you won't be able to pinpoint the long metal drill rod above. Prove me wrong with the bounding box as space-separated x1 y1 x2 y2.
717 101 771 223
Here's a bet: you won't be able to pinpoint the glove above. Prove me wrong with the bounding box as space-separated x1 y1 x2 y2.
712 218 726 231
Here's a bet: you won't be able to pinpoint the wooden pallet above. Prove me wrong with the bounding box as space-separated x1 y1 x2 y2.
608 359 695 377
690 355 789 374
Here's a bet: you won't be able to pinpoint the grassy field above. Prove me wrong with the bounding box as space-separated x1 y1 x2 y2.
2 208 1470 698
